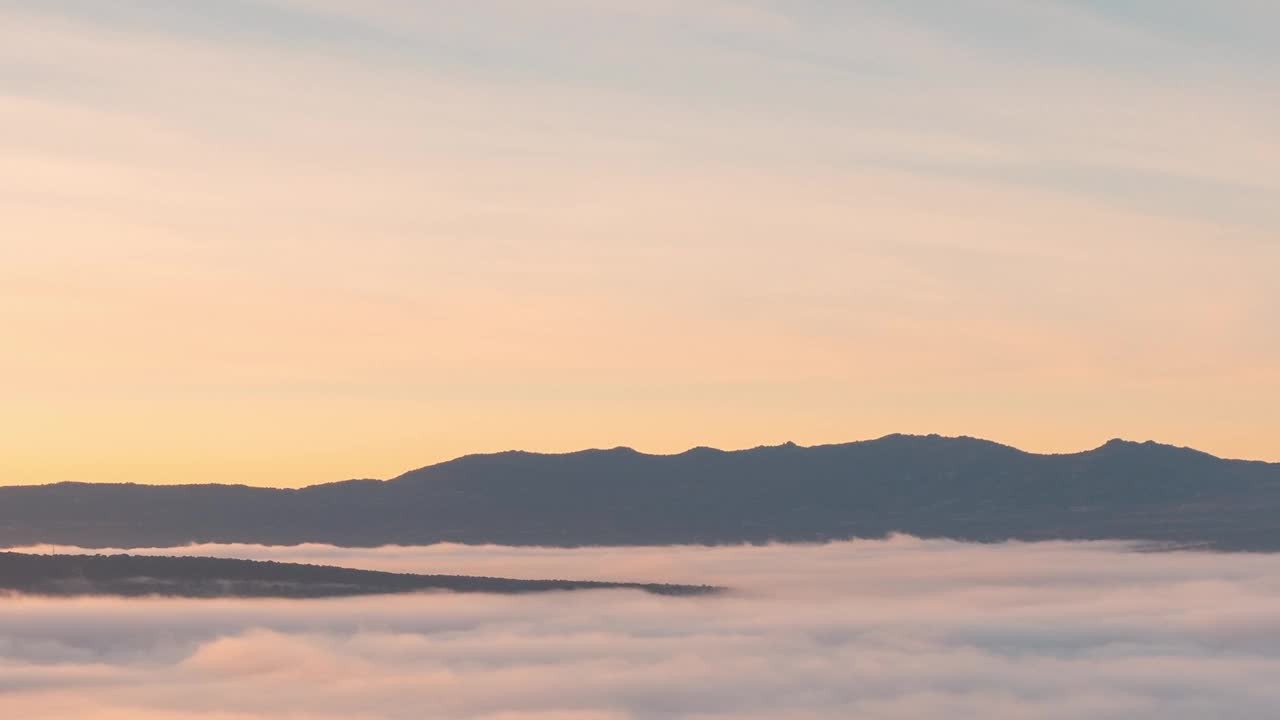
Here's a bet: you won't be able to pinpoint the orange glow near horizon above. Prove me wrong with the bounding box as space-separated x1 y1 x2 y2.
2 2 1277 486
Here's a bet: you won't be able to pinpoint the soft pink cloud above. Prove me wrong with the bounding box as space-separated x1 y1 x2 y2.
2 539 1279 718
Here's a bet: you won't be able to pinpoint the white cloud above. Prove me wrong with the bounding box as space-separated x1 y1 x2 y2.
3 539 1279 718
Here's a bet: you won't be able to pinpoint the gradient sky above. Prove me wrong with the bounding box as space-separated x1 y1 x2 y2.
3 0 1278 486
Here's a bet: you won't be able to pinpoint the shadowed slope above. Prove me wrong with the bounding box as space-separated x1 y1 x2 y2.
0 552 718 598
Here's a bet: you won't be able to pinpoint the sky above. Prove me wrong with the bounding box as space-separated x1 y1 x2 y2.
2 1 1278 486
6 538 1280 718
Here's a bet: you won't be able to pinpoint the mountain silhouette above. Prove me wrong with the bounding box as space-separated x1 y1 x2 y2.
0 552 716 598
2 434 1277 549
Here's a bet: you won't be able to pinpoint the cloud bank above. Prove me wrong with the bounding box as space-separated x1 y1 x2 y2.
3 538 1279 718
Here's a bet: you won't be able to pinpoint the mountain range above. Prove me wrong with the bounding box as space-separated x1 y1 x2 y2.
3 434 1277 550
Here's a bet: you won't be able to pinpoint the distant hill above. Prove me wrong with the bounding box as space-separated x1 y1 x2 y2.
0 552 716 598
2 434 1278 550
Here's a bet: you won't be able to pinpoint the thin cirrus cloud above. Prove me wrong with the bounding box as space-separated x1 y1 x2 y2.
4 538 1280 718
1 1 1277 485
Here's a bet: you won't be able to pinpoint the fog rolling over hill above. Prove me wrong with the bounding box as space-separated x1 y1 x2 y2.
3 434 1278 550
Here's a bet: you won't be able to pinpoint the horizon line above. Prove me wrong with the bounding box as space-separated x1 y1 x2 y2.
8 433 1275 491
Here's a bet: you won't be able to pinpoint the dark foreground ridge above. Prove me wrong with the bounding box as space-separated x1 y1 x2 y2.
0 552 718 598
2 434 1279 550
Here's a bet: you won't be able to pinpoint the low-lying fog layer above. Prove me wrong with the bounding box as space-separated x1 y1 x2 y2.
3 538 1279 719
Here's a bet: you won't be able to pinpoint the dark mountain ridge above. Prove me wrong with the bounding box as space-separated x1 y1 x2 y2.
3 434 1278 550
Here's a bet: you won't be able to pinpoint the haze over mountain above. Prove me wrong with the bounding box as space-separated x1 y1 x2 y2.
3 434 1277 550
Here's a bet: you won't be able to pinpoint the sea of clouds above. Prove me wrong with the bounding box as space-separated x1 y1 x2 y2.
3 537 1280 719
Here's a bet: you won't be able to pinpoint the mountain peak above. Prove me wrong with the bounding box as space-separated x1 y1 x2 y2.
1089 438 1223 465
3 433 1277 550
1097 438 1185 451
